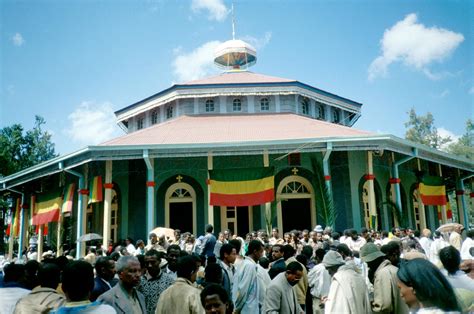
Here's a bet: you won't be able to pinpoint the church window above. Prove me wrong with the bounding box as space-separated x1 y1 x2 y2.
301 98 309 115
205 99 214 112
332 109 340 123
233 98 241 112
260 98 269 111
317 103 325 120
136 117 144 130
166 106 173 119
151 110 158 125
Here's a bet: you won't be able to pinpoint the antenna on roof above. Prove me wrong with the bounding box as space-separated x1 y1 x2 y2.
231 2 235 40
213 1 257 71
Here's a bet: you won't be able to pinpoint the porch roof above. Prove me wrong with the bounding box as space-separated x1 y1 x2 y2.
102 113 371 146
1 113 473 189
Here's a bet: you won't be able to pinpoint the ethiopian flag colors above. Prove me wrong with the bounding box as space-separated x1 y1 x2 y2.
419 175 447 206
33 191 61 225
62 183 75 214
89 176 103 204
209 167 274 206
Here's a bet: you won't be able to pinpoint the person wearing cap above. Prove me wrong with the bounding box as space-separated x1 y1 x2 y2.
360 243 408 314
322 250 370 313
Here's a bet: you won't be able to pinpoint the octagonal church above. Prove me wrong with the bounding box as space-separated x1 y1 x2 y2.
1 38 473 259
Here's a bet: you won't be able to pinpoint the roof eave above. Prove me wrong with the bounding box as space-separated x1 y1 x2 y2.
1 134 472 190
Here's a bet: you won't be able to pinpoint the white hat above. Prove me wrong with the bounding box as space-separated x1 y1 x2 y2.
314 225 324 233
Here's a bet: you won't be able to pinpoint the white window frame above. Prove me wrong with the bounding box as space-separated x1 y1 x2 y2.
233 98 242 112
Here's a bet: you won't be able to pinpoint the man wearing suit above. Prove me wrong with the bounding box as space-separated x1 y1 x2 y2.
90 256 116 301
264 261 304 314
98 255 146 314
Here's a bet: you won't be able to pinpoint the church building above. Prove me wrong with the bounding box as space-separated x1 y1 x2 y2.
1 37 473 259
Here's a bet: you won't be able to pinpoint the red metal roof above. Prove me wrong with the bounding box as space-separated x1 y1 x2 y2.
180 71 295 85
101 113 372 146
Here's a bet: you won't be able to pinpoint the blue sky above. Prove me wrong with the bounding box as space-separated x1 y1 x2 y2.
1 0 472 155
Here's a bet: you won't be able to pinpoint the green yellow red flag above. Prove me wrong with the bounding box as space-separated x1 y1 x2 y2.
89 176 103 204
12 198 21 237
33 191 61 225
62 183 75 213
419 175 447 206
209 167 274 206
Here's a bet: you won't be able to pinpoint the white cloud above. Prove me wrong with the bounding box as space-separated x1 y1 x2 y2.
191 0 228 21
172 40 221 82
65 101 120 145
437 127 459 150
469 86 474 94
439 89 450 98
368 13 464 80
241 32 272 50
12 33 25 46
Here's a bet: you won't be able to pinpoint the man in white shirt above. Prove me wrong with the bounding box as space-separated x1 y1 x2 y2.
449 225 464 251
460 229 473 260
345 229 367 253
419 228 433 257
125 237 136 255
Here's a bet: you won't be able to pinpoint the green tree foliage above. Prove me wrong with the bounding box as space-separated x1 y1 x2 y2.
404 108 451 149
447 119 474 159
0 115 58 177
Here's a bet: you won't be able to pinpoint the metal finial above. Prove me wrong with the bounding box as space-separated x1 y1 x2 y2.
231 2 235 40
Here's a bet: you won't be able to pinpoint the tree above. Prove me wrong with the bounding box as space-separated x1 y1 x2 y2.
404 108 451 149
0 115 58 177
448 119 474 159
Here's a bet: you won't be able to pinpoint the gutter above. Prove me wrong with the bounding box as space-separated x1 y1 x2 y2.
392 148 418 216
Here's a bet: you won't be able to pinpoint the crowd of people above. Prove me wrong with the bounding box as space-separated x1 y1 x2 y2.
1 223 473 314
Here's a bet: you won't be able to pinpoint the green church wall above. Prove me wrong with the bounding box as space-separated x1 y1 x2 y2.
127 159 147 240
331 151 355 232
112 160 129 240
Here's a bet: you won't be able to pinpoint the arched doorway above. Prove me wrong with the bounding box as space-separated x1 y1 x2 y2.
165 183 196 234
361 180 382 230
276 175 316 233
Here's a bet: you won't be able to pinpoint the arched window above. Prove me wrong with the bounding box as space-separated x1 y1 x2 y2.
166 106 173 119
260 98 269 111
205 99 214 112
332 109 340 123
301 98 309 115
233 98 241 112
151 110 158 125
317 103 325 120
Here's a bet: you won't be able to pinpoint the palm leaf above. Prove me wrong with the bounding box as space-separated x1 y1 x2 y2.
379 199 407 227
311 157 337 228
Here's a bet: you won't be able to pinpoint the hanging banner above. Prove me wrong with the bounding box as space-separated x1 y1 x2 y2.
62 183 75 213
209 167 274 206
419 175 447 206
89 176 103 204
33 191 61 225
